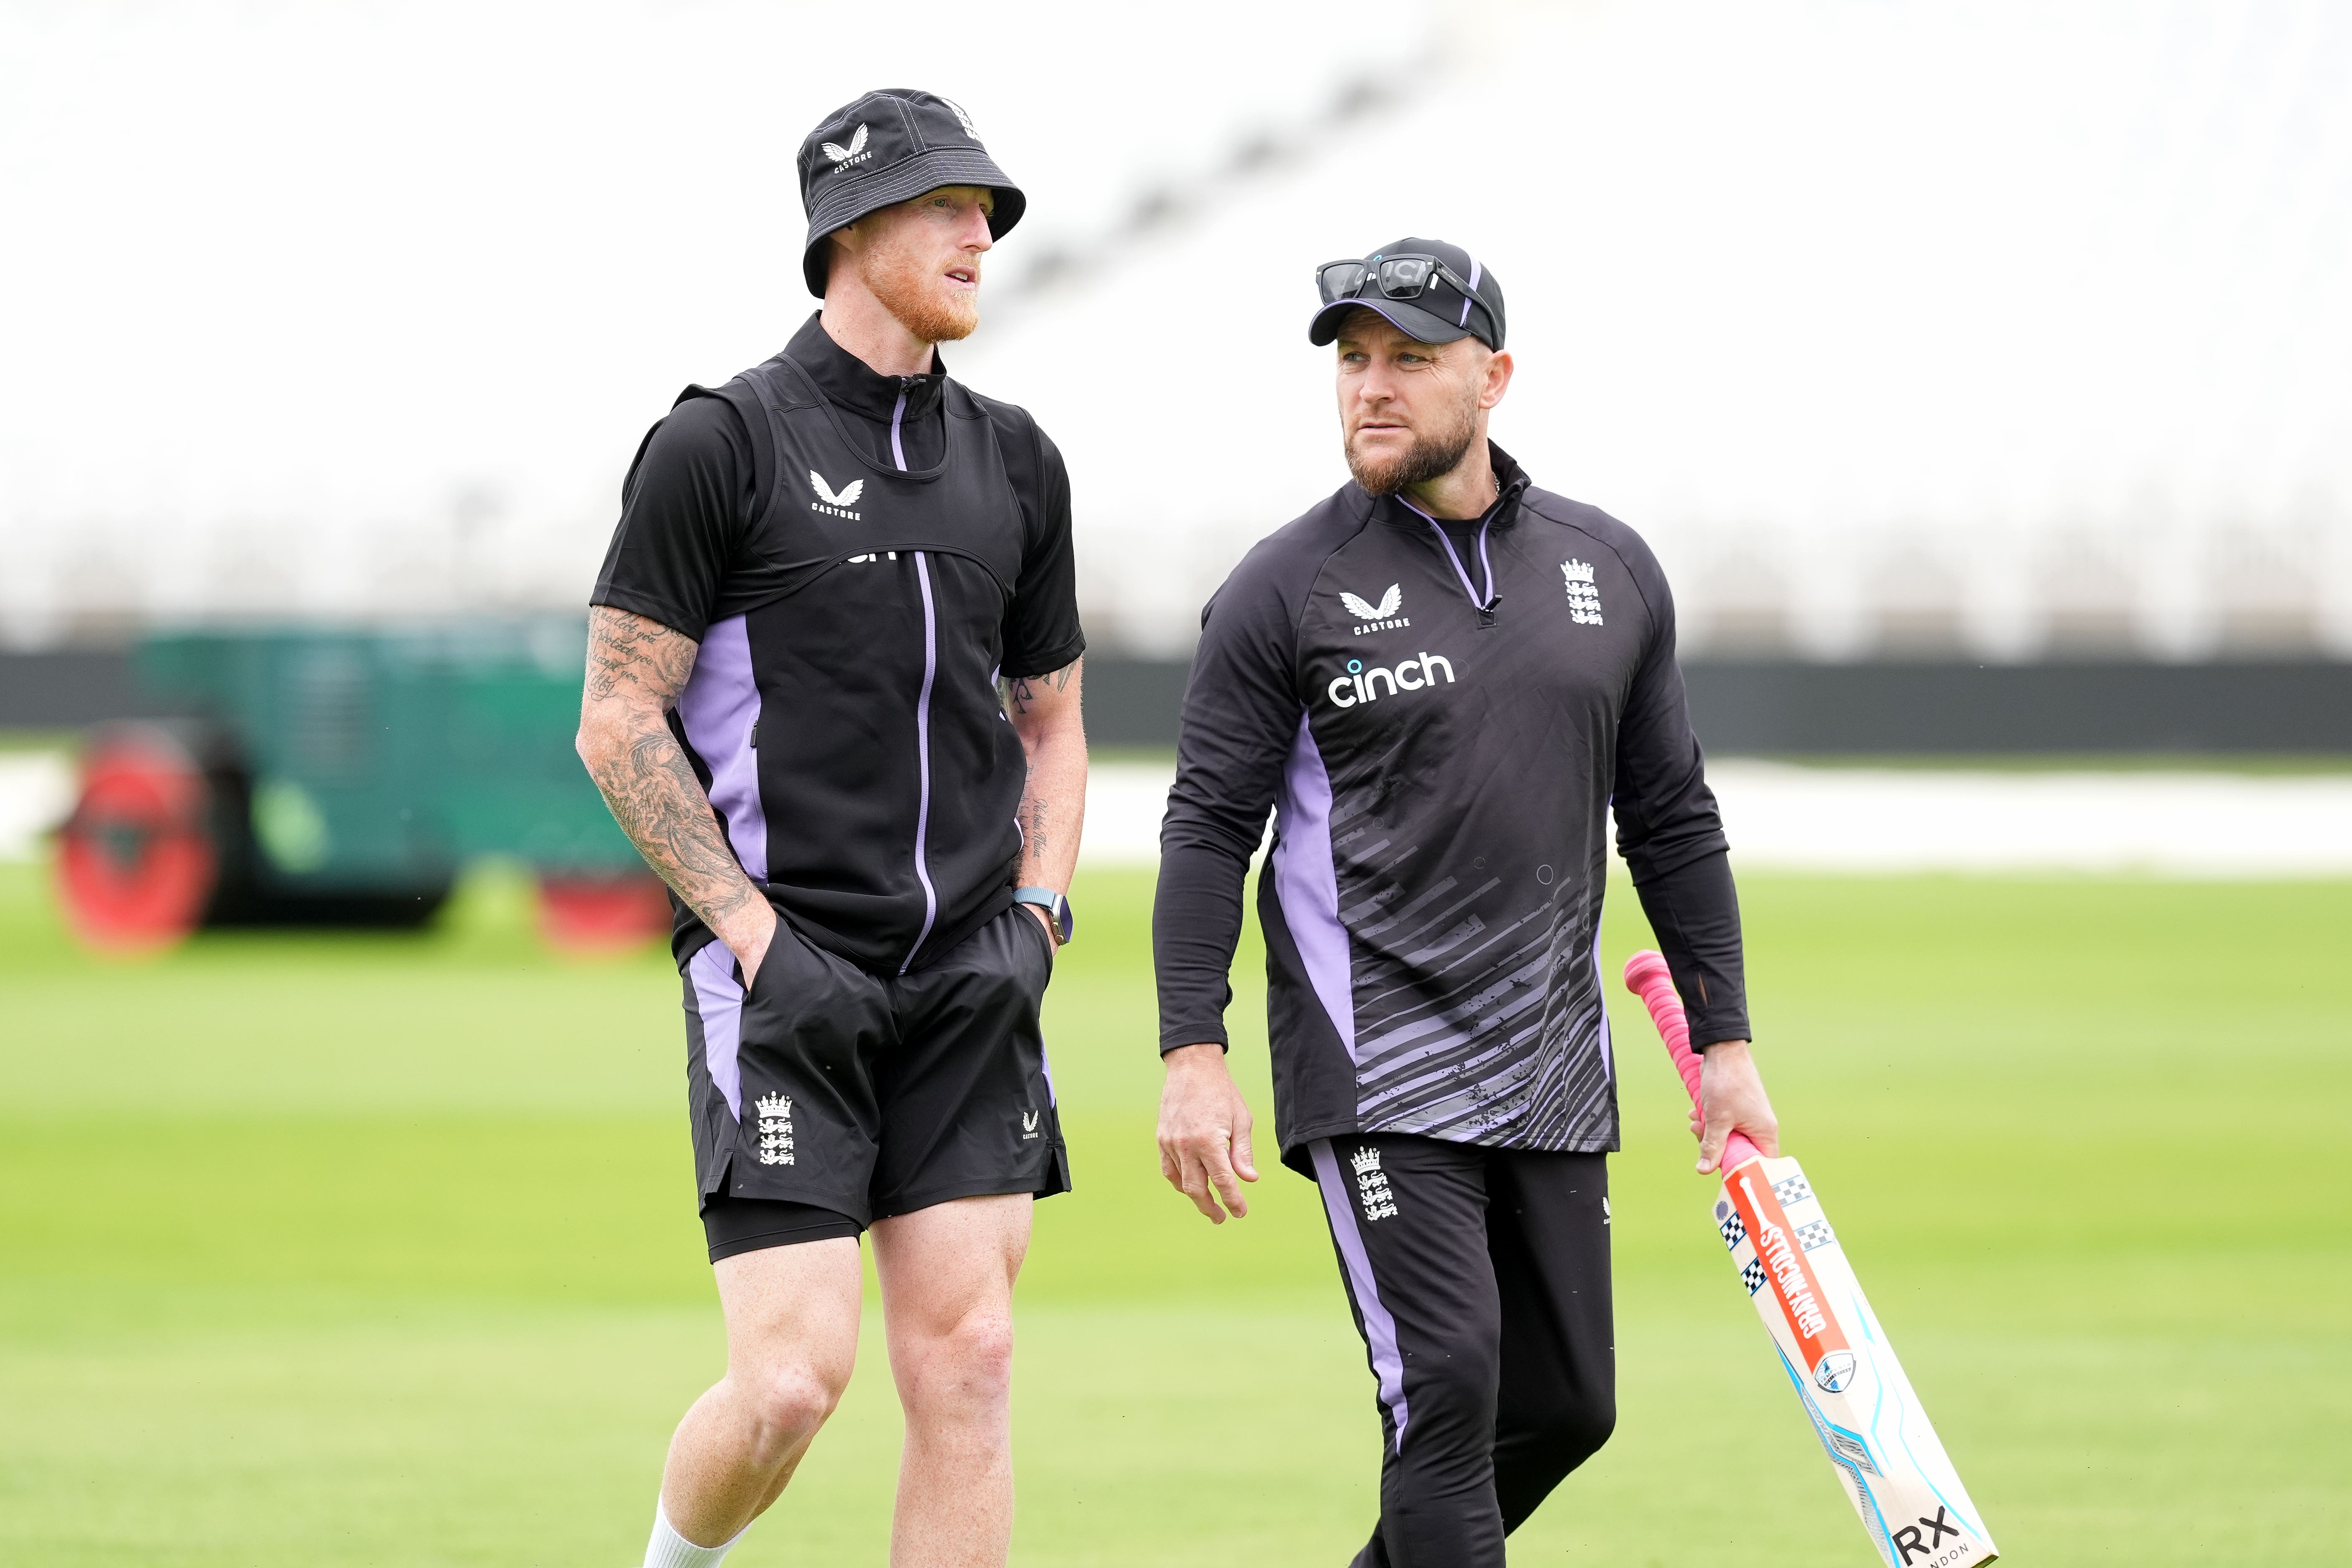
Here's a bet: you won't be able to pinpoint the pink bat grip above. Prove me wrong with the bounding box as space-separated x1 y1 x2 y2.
1621 949 1763 1170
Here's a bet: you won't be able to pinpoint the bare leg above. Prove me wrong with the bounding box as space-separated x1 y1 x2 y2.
657 1237 865 1545
871 1193 1032 1568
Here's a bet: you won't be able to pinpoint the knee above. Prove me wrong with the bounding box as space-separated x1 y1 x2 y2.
1402 1344 1503 1433
739 1359 847 1459
906 1309 1015 1412
1538 1392 1616 1470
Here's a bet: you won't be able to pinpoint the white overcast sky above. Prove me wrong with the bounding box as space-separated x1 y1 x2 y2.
2 0 2348 653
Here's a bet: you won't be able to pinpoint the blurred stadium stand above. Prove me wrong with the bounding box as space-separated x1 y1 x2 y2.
4 3 2347 745
0 650 146 729
1099 656 2352 752
14 646 2351 754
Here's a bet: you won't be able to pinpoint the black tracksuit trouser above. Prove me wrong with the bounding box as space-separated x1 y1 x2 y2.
1309 1134 1616 1568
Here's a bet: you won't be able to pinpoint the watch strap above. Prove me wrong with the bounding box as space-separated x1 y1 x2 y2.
1011 886 1073 945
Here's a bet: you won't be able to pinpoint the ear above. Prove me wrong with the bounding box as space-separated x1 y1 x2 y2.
824 225 861 291
1479 349 1515 411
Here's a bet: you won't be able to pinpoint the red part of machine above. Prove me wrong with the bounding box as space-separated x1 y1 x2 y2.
54 729 219 953
536 871 671 952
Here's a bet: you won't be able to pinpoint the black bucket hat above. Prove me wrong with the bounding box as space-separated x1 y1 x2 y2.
797 88 1026 298
1307 237 1505 351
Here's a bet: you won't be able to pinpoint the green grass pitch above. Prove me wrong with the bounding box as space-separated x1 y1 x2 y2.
2 858 2347 1565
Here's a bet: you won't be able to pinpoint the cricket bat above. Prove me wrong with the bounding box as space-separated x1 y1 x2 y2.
1622 949 1998 1567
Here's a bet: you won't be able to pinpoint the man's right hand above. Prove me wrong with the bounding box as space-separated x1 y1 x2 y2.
730 903 780 992
1158 1043 1259 1224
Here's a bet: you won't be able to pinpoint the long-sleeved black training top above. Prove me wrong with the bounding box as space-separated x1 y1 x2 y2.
1155 443 1748 1171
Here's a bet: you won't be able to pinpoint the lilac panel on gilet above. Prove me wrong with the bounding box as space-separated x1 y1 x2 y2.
1271 710 1356 1059
674 613 768 882
1311 1138 1411 1452
686 941 745 1120
1591 924 1614 1082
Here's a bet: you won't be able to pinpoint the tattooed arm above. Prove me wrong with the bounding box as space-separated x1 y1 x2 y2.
1000 657 1088 940
577 605 778 980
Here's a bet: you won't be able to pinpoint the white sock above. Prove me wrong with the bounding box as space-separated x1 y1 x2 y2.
642 1502 747 1568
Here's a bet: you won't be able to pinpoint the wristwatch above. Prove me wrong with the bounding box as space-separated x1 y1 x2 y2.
1012 887 1074 946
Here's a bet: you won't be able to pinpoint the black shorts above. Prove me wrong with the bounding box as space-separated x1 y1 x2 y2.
680 900 1069 1250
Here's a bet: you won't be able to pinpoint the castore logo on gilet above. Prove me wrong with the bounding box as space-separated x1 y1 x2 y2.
810 470 864 519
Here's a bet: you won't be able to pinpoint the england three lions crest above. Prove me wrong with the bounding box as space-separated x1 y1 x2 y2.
1562 559 1603 625
755 1091 796 1166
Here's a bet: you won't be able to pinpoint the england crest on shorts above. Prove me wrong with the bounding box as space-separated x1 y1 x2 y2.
755 1092 796 1166
1350 1145 1399 1221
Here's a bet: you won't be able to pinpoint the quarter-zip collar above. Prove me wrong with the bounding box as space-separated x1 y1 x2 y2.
1369 441 1532 622
783 311 949 470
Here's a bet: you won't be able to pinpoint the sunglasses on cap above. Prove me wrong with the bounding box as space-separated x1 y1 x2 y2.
1315 253 1482 309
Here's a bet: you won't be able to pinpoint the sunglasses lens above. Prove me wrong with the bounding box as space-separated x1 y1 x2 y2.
1319 262 1368 302
1376 257 1431 295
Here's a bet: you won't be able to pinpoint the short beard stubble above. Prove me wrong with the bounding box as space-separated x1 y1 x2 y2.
857 229 980 344
1345 382 1480 497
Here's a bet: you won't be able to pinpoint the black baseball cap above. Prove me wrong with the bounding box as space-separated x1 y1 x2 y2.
1307 237 1506 351
797 89 1027 298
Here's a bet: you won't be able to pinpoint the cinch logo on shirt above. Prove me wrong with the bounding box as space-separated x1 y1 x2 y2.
1324 650 1455 708
810 470 865 519
821 124 872 168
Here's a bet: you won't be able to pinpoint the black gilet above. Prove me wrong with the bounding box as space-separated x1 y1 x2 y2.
658 349 1032 975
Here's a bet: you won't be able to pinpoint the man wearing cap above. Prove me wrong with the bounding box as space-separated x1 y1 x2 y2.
578 89 1084 1568
1151 239 1778 1566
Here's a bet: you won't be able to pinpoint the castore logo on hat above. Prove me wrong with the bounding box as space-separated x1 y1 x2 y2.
822 125 871 167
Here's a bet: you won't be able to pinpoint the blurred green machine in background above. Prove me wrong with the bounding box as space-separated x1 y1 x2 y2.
54 622 665 951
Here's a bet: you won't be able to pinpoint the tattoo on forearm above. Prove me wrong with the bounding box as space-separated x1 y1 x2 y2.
1018 794 1051 862
999 658 1077 716
603 724 763 928
580 608 763 938
585 605 697 705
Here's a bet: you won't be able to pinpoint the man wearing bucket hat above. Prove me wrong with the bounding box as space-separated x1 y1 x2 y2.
579 89 1085 1568
1151 239 1779 1566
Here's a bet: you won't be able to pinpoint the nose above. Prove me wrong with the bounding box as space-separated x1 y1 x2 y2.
964 207 995 252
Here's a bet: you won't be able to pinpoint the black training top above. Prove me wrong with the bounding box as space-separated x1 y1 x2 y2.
1155 444 1748 1170
593 313 1085 975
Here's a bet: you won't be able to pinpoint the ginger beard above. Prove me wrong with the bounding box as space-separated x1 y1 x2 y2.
854 219 982 343
1344 369 1480 497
